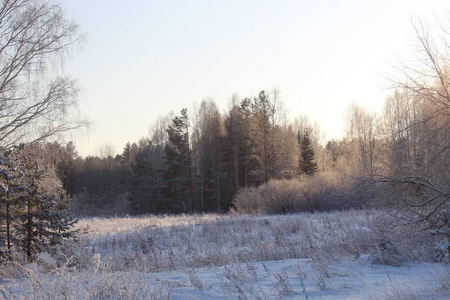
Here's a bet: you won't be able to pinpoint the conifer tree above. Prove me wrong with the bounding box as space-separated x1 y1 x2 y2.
1 145 77 262
237 98 255 187
223 93 276 189
43 190 78 246
14 150 77 262
223 99 255 207
128 144 162 214
122 142 138 169
0 146 24 257
251 91 276 184
298 129 318 176
223 103 242 192
194 100 225 212
163 109 194 213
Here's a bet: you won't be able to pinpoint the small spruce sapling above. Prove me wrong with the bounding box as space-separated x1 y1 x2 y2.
429 202 450 263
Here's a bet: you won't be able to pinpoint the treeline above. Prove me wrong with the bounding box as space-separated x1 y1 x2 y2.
46 91 329 215
49 71 450 222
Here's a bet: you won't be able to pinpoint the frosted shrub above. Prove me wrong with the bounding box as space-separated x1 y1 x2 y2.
295 174 337 212
260 180 303 213
233 176 337 214
36 252 57 272
369 211 436 265
233 186 262 213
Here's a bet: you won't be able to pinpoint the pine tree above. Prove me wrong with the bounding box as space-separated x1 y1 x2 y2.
223 104 242 192
1 145 77 262
251 91 276 184
14 150 77 262
222 100 250 208
298 129 318 176
43 190 78 246
222 93 276 189
128 144 161 214
237 98 255 187
0 146 25 258
163 109 194 213
121 142 138 169
195 100 224 212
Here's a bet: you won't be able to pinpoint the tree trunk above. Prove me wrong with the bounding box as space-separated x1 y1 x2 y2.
6 201 11 251
27 196 32 262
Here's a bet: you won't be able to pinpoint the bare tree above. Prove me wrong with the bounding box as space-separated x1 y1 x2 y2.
149 112 174 148
192 99 224 212
0 0 88 149
223 94 242 192
97 143 116 159
148 112 175 170
379 15 450 223
345 103 378 179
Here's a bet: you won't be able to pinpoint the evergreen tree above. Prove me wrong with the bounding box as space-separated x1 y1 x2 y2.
163 109 194 213
223 103 242 193
194 100 225 212
1 146 77 262
251 91 276 184
236 98 254 187
298 129 318 176
222 93 276 189
222 100 250 208
43 190 78 246
0 146 25 258
121 142 138 169
128 143 163 214
14 150 77 262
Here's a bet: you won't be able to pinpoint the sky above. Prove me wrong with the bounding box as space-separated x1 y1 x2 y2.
59 0 449 157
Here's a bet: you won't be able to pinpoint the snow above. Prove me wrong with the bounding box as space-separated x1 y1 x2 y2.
145 257 449 299
1 210 449 299
1 257 448 299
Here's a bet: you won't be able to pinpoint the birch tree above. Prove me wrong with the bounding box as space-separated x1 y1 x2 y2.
0 0 88 148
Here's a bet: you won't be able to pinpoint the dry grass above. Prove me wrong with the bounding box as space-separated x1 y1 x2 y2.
0 209 445 299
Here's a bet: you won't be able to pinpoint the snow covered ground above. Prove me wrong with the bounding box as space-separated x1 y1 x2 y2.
1 210 449 299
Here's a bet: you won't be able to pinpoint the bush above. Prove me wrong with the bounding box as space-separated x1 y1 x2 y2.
233 174 338 214
233 187 262 214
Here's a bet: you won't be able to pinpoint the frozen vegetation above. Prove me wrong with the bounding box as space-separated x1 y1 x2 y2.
0 209 449 299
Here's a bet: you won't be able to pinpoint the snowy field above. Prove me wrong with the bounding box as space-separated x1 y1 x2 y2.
1 210 449 299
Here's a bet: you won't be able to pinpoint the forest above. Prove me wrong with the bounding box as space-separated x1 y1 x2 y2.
37 73 449 227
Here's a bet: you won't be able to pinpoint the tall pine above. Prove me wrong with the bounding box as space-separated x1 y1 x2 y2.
194 100 225 212
128 143 164 214
251 91 276 184
163 109 194 213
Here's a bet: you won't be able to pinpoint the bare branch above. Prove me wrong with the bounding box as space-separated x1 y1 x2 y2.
0 0 88 149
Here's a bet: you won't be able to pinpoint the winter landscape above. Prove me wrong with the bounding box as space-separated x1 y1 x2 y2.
1 210 449 299
1 0 450 299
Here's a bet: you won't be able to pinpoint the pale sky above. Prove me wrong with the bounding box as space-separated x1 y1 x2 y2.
60 0 449 157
